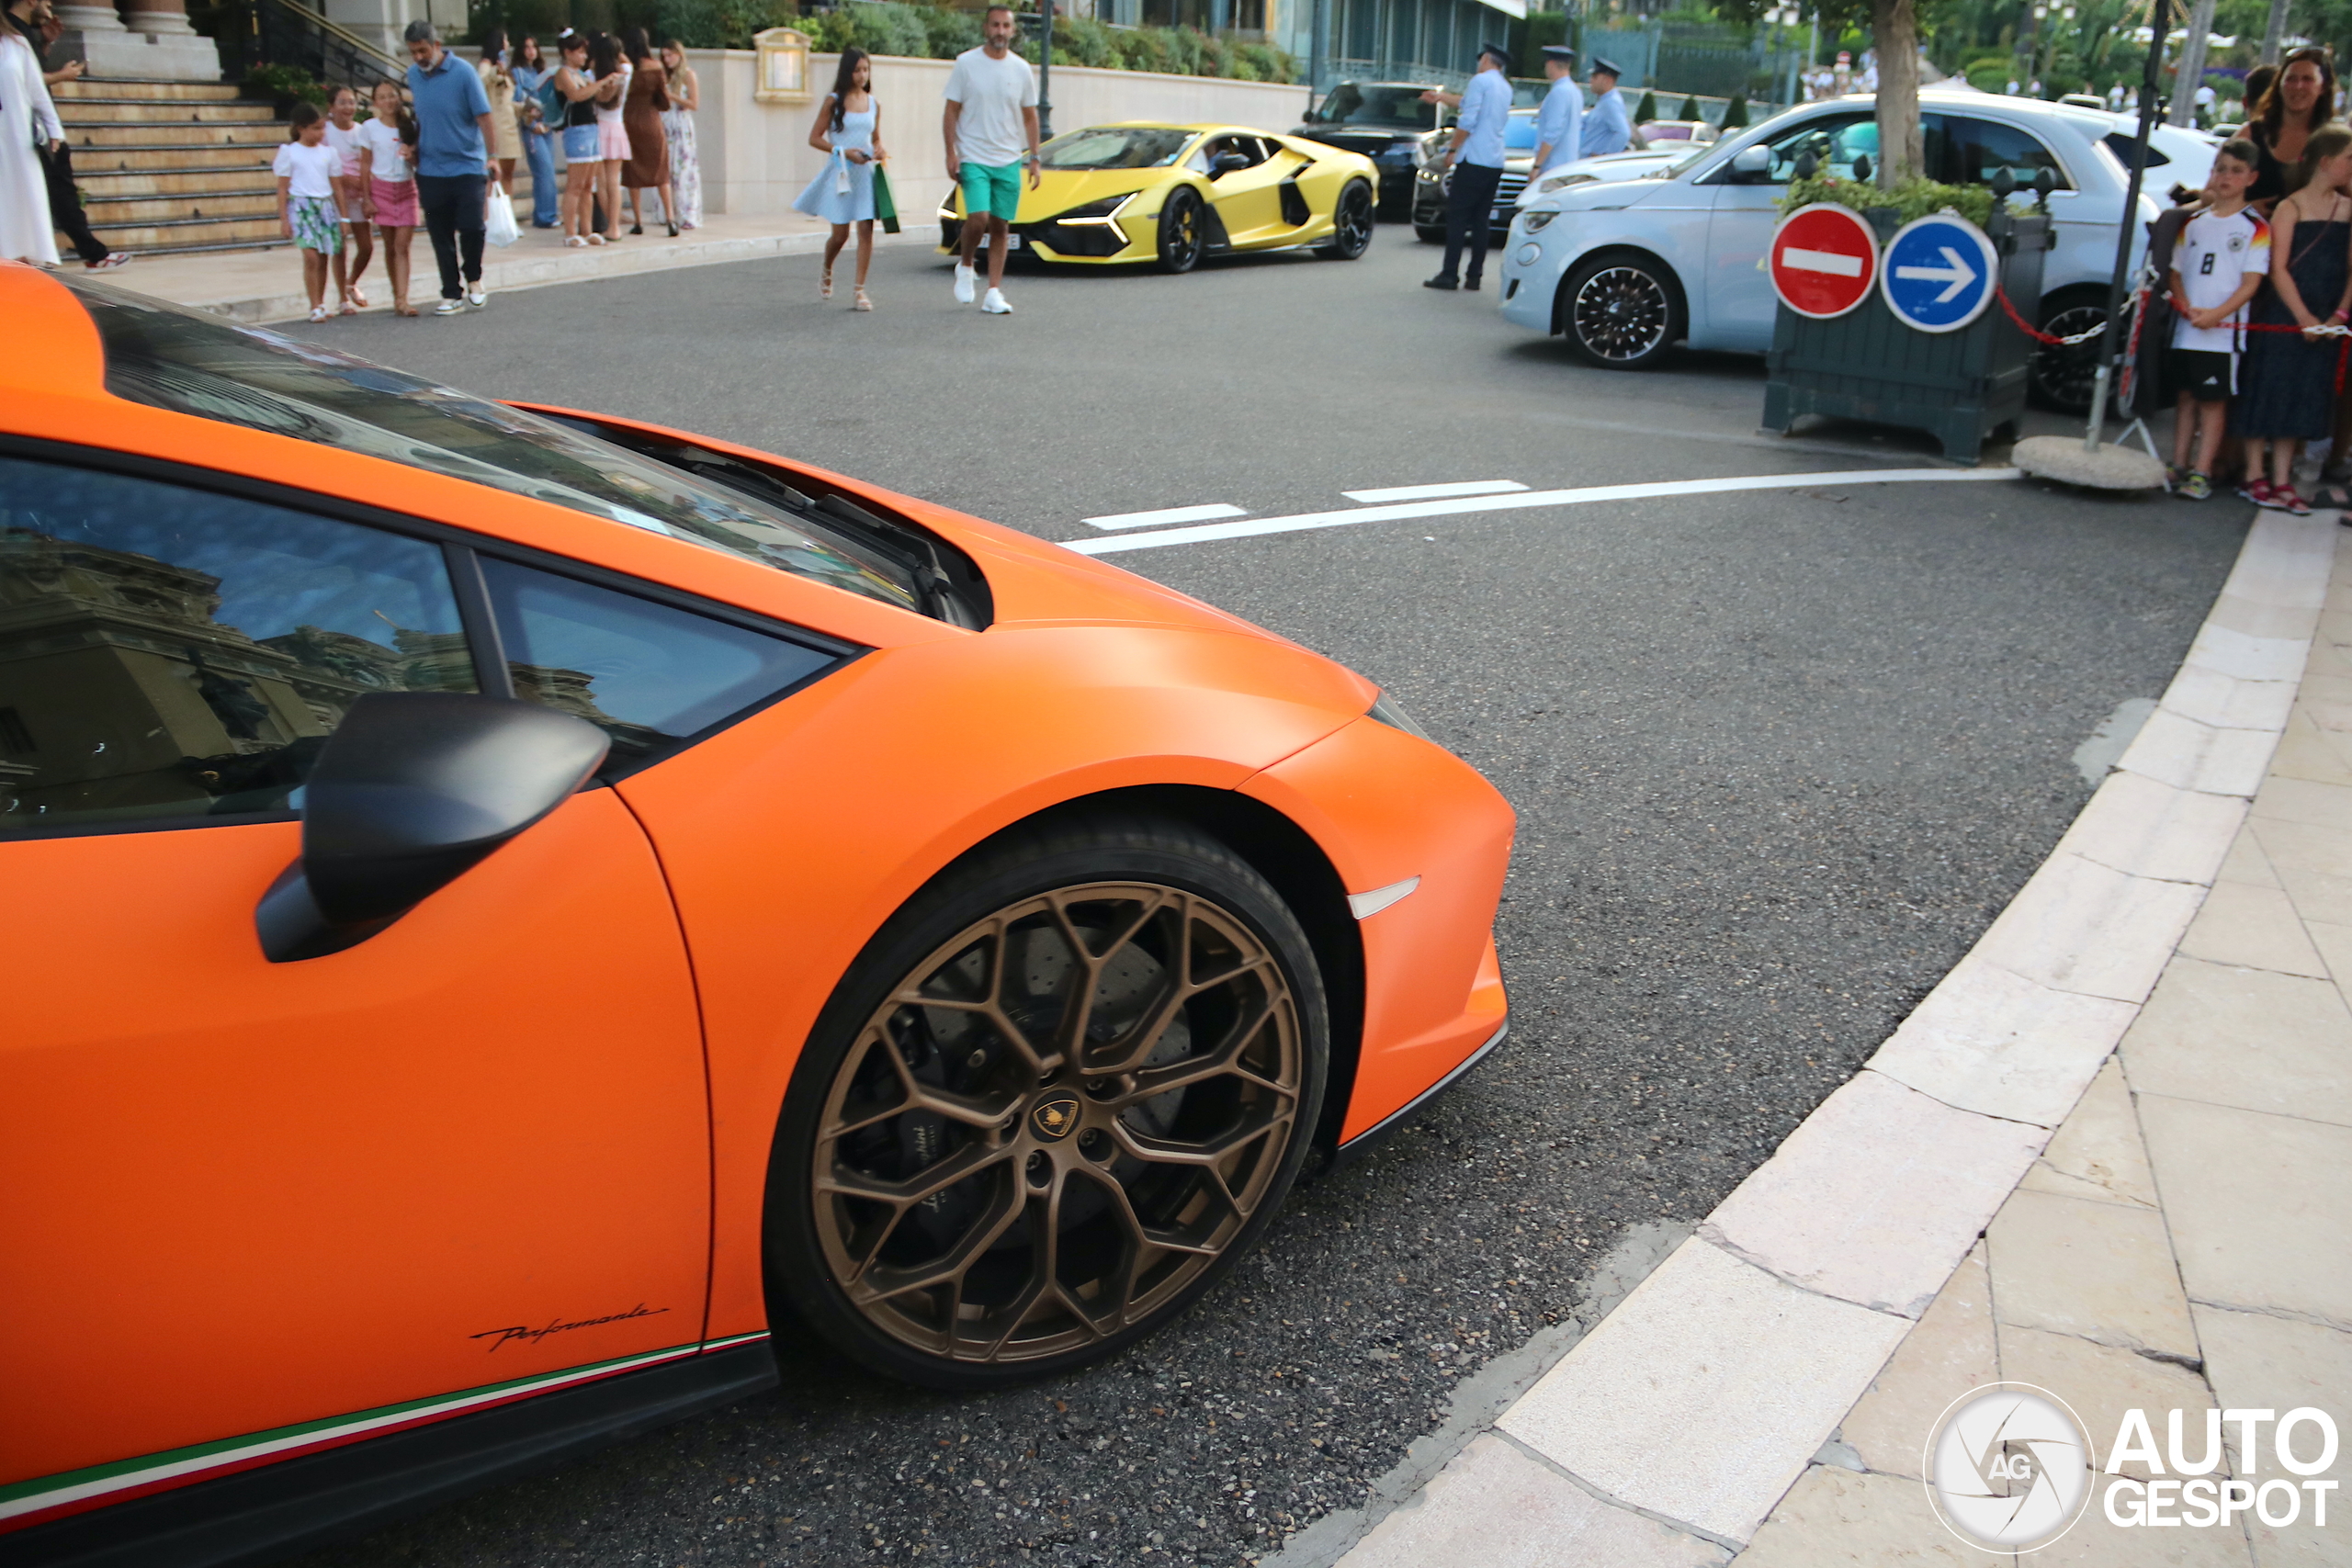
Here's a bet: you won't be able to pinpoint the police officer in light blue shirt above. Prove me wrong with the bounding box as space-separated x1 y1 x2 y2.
1531 44 1583 176
1423 42 1513 292
1580 59 1632 157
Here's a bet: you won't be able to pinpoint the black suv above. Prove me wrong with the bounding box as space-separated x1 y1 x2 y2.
1290 81 1444 218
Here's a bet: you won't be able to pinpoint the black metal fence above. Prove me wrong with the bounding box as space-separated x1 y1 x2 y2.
198 0 406 96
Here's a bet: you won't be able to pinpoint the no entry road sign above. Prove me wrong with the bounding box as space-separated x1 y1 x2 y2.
1769 202 1879 319
1880 212 1999 333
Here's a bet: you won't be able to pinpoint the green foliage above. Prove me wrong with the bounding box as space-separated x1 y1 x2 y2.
1634 88 1657 121
843 0 930 58
1778 171 1995 226
654 0 800 50
244 62 331 107
1722 92 1747 128
1679 94 1701 119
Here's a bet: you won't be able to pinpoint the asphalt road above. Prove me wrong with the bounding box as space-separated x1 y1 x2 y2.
282 225 2243 1568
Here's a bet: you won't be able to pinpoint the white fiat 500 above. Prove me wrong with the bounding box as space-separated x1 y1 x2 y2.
1497 92 2211 410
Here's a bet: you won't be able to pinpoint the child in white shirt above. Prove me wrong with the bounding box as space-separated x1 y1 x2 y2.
2168 141 2270 499
273 102 344 323
322 85 374 313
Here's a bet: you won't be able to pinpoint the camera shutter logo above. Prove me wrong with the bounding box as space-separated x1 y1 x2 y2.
1924 1383 2098 1551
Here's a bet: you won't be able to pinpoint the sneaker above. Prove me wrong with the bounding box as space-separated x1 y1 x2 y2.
2164 464 2185 493
433 299 465 316
981 288 1012 315
954 263 976 304
465 288 488 310
85 253 130 271
2180 471 2213 500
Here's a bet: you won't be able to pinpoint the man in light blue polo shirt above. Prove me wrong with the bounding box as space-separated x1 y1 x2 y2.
1423 41 1510 293
405 20 496 315
1580 58 1633 158
1531 44 1584 176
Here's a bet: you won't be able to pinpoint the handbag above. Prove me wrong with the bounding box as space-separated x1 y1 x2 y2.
872 164 899 234
483 179 521 247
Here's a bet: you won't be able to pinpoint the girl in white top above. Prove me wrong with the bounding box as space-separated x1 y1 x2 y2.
356 80 419 316
322 85 374 313
0 11 63 266
274 102 345 322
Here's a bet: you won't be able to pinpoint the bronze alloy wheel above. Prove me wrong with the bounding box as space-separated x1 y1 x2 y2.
808 874 1306 1371
1567 258 1677 368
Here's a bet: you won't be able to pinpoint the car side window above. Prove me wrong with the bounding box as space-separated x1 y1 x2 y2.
0 457 476 836
479 558 837 773
1950 117 2073 190
2103 131 2170 170
1757 113 1877 182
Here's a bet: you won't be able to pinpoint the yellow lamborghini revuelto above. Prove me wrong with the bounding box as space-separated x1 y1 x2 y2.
936 122 1378 273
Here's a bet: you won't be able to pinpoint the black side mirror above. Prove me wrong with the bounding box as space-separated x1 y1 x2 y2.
1211 151 1251 175
256 692 610 963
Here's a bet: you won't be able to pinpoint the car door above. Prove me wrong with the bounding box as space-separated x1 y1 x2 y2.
1947 113 2103 290
1701 111 1879 350
0 454 718 1516
1202 135 1295 245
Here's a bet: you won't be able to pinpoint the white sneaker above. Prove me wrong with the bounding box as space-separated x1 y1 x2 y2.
466 288 489 310
433 299 465 316
981 288 1012 315
954 263 976 304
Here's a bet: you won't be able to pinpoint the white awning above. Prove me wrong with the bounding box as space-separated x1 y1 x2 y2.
1476 0 1528 19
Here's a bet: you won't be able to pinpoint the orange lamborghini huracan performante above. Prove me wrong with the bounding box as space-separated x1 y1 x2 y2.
0 267 1510 1566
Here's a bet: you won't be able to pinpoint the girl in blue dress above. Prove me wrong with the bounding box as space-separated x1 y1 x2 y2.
795 47 888 310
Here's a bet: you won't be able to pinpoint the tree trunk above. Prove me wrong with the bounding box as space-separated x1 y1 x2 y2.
1873 0 1922 186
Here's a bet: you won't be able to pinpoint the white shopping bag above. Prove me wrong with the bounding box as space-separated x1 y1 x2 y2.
834 153 852 196
484 180 521 248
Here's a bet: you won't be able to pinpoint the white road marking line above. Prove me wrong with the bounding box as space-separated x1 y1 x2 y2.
1340 479 1529 503
1783 246 1865 276
1081 502 1249 531
1065 468 2021 556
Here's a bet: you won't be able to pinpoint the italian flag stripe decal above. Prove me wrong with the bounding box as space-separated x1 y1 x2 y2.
0 1333 769 1529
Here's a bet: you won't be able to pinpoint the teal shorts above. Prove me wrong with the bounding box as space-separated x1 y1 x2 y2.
959 159 1023 222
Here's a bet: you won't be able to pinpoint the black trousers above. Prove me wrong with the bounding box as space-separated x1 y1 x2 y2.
415 173 486 299
1440 162 1502 285
40 141 108 265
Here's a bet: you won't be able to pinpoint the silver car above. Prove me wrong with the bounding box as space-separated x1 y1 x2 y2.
1497 91 2190 409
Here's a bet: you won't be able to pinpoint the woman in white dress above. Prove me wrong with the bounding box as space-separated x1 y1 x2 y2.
0 7 63 266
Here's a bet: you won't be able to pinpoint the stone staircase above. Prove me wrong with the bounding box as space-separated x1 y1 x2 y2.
55 76 289 255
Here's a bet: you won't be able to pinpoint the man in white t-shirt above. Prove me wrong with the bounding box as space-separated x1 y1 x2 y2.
942 4 1040 315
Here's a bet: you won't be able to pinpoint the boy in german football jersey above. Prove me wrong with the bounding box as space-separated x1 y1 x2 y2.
2168 141 2269 499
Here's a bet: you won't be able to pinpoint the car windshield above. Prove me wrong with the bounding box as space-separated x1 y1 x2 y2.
67 276 926 617
1505 111 1539 151
1040 126 1194 169
1314 84 1436 130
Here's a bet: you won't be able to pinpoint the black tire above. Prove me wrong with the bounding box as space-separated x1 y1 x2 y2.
764 812 1329 1391
2029 290 2110 414
1157 188 1205 274
1559 251 1683 370
1414 223 1446 243
1317 179 1374 259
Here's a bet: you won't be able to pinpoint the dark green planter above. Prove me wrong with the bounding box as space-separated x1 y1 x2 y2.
1761 208 2051 465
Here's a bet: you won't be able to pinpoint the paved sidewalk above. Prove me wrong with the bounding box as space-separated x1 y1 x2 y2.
111 212 935 326
1304 513 2350 1567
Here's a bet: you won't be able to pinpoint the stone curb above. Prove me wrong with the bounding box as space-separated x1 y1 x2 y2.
1295 513 2336 1567
177 228 940 327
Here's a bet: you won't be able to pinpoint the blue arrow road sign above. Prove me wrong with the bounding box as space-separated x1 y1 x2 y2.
1879 213 1999 333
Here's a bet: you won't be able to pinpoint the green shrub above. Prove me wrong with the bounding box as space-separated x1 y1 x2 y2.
244 62 331 107
1634 88 1657 122
844 0 929 57
1777 171 1995 228
1722 92 1747 128
919 4 981 56
1678 94 1700 119
1236 42 1295 84
1049 15 1114 66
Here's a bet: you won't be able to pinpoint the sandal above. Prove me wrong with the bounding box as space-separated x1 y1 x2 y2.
2240 477 2276 507
853 286 872 311
564 235 588 248
348 284 368 309
336 297 358 316
308 305 332 323
2276 484 2315 516
587 233 605 245
821 263 834 299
